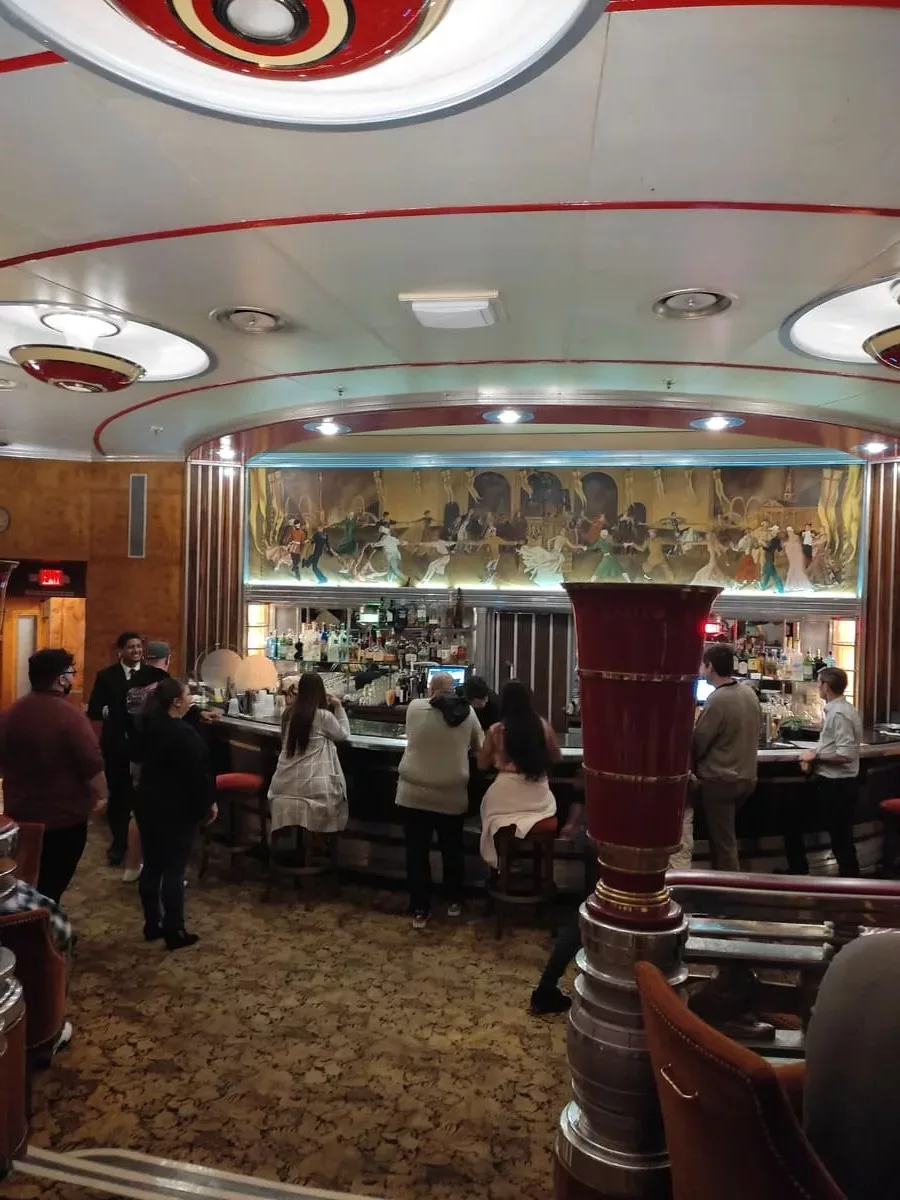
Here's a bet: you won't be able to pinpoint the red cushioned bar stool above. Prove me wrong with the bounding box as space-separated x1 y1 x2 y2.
486 818 558 939
199 773 267 881
879 798 900 878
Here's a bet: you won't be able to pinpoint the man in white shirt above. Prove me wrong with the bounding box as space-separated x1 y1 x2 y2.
783 666 863 875
395 673 483 929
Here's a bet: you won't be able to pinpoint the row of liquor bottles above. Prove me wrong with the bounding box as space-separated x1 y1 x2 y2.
265 622 470 667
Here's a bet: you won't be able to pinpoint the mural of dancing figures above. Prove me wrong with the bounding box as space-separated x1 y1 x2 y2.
245 463 862 595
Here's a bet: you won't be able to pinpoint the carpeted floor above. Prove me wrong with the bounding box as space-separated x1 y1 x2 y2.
4 827 571 1200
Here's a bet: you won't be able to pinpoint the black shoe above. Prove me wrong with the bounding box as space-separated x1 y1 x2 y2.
143 924 164 942
772 865 810 875
530 987 572 1015
165 931 200 951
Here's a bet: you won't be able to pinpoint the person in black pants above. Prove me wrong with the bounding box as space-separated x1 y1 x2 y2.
134 678 216 950
87 631 145 865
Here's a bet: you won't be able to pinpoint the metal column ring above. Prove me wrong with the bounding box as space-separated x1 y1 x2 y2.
584 766 691 785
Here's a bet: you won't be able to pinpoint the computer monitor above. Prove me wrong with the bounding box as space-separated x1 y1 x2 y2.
426 665 467 689
695 677 715 704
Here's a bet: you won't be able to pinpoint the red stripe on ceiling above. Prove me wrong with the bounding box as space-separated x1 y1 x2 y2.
0 51 66 75
8 199 900 275
92 356 898 456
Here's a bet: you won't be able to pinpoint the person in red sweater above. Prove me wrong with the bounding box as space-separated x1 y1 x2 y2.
0 648 107 900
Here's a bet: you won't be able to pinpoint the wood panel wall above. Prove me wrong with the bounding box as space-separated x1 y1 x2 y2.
0 459 185 690
862 460 900 727
184 461 243 674
490 610 573 731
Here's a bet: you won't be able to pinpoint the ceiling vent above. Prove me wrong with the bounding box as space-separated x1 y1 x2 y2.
398 291 503 330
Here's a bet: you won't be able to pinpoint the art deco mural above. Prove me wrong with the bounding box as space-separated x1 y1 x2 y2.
246 463 863 595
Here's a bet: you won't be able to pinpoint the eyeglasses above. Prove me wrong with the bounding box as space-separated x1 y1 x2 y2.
62 668 77 677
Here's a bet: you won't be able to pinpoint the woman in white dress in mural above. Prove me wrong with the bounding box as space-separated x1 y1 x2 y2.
783 526 810 591
691 532 730 586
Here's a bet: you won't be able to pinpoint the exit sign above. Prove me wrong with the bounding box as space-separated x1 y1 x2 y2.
37 569 64 588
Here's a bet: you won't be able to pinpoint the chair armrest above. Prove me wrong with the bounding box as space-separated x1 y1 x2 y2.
776 1061 806 1124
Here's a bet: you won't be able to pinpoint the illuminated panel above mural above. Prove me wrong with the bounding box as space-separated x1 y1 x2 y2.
246 464 863 596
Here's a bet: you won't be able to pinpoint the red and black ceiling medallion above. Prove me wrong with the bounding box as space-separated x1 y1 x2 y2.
113 0 450 78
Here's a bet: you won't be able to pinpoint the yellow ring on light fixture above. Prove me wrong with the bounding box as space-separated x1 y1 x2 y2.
170 0 351 67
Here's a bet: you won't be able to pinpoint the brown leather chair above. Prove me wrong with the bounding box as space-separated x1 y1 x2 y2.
634 960 844 1200
13 823 42 889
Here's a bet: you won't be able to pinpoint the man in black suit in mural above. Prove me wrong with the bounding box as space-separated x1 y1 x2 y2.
87 632 144 866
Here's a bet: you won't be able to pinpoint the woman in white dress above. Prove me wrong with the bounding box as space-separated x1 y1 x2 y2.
783 526 810 591
268 673 351 837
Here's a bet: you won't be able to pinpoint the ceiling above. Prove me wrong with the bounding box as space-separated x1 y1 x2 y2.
2 1 900 460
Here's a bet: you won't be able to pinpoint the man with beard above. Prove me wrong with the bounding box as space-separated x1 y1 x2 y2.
0 649 107 900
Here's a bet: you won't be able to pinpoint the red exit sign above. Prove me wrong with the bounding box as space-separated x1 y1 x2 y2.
37 568 64 588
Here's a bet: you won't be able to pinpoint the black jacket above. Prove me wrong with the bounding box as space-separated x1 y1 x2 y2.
87 662 141 756
136 715 215 828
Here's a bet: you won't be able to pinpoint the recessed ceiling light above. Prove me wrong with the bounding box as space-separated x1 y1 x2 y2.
784 280 900 365
218 445 237 460
304 419 350 438
483 408 535 425
221 0 304 43
689 415 745 432
653 290 732 319
41 311 120 343
855 441 890 455
863 326 900 371
211 306 288 334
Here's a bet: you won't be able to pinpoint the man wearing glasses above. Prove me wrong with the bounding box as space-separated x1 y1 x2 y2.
0 648 107 900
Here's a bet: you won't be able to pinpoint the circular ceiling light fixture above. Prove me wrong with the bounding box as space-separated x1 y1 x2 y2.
854 440 891 455
783 277 900 365
9 345 144 393
0 0 599 127
0 303 211 385
304 418 349 437
689 415 745 432
211 305 289 334
483 408 535 425
653 289 732 320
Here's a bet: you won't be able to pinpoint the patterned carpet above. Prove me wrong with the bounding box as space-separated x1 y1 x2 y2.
5 827 570 1200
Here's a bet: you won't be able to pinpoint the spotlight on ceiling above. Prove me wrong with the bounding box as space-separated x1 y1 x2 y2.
653 289 732 319
211 306 288 334
483 409 535 425
217 445 237 461
855 440 890 455
689 415 745 432
304 419 350 437
40 310 120 344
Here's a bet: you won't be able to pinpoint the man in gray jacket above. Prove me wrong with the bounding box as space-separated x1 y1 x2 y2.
692 643 760 872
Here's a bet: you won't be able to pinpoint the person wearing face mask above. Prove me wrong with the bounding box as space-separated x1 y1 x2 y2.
87 631 145 867
134 677 217 950
0 648 107 901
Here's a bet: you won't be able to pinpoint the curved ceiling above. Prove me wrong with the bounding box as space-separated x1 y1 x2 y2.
1 1 900 459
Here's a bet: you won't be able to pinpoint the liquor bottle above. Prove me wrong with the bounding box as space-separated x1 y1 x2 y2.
320 626 329 664
338 625 349 664
802 651 814 681
265 631 279 660
280 629 295 660
737 652 749 677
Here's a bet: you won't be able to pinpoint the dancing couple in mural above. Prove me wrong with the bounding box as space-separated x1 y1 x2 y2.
246 463 860 596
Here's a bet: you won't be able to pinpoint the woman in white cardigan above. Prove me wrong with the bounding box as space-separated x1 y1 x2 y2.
268 673 351 836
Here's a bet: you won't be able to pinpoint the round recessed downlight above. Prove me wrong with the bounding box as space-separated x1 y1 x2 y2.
653 290 732 319
41 311 120 342
212 306 288 334
483 409 535 425
304 419 349 437
221 0 303 42
689 415 745 432
856 441 890 455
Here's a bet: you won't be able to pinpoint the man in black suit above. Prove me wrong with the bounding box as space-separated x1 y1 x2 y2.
87 632 144 865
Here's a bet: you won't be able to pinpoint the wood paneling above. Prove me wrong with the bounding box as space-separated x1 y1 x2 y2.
184 462 242 674
491 611 573 731
862 461 900 726
0 459 185 693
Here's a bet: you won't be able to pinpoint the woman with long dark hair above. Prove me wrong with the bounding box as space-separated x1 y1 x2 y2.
135 677 216 950
478 680 560 867
268 672 350 838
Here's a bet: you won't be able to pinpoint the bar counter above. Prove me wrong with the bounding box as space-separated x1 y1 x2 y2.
210 715 900 887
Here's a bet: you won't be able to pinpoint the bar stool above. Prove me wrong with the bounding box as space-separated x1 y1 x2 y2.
265 828 340 909
487 818 558 939
878 798 900 877
200 773 267 880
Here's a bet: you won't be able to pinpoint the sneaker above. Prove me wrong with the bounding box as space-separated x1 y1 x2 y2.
53 1021 73 1054
530 987 572 1015
165 931 200 951
122 866 142 883
412 912 429 931
447 903 463 919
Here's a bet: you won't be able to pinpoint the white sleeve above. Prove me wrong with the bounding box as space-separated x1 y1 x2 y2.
321 708 351 742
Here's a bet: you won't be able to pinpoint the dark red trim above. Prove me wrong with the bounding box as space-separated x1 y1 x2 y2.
0 51 65 75
8 199 900 276
92 356 899 455
608 0 900 7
